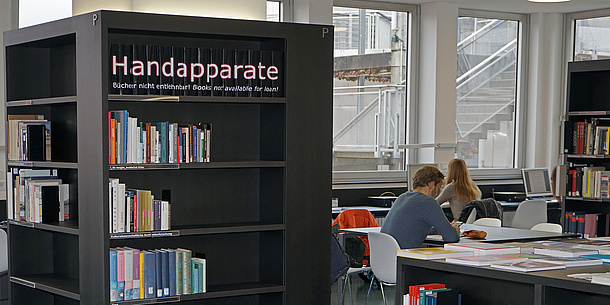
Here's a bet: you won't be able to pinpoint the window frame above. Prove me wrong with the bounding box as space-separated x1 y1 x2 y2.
331 0 418 186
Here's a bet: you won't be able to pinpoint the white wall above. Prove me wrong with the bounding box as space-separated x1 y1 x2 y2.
525 13 565 170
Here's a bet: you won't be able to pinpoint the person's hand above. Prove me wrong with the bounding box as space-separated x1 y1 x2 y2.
451 221 461 233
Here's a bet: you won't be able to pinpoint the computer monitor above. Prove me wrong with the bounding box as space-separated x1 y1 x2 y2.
408 163 439 191
522 168 553 198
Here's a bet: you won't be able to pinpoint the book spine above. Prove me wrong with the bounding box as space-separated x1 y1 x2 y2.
144 251 156 299
175 250 183 295
132 249 141 299
155 251 163 298
124 249 133 300
168 250 177 296
110 250 118 301
117 249 125 301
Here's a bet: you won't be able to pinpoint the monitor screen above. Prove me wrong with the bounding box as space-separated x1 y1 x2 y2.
522 168 553 198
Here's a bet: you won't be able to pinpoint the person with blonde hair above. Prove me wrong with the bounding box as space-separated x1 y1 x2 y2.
436 158 482 220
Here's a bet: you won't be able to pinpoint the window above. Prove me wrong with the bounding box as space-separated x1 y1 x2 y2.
19 0 71 28
574 16 610 61
456 16 520 168
266 0 281 22
333 6 411 172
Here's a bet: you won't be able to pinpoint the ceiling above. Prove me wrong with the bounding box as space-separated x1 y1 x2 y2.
395 0 610 14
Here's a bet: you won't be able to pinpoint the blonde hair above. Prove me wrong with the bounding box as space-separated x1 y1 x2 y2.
445 159 480 202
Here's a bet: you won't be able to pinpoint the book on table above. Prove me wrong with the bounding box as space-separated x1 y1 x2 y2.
490 260 566 272
533 246 599 257
591 273 610 286
533 256 604 267
443 242 521 256
396 247 473 260
582 254 610 263
445 254 528 267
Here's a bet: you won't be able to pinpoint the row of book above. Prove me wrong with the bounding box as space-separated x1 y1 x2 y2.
7 114 51 162
404 283 460 305
564 211 610 238
566 164 610 198
109 110 211 164
398 239 610 271
6 168 70 223
109 178 170 234
567 119 610 155
109 44 284 97
110 247 206 302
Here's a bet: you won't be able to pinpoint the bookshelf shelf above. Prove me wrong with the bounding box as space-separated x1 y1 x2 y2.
8 161 79 169
8 219 79 235
11 274 80 300
109 161 285 171
6 96 78 107
4 10 331 305
109 94 286 104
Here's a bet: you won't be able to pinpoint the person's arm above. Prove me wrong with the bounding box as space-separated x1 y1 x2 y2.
425 198 460 242
436 183 454 204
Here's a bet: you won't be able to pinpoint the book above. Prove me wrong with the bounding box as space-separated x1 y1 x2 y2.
409 283 445 305
443 242 521 256
110 250 118 301
397 247 473 260
490 260 566 272
117 249 125 301
177 248 192 294
534 246 599 257
192 257 206 293
445 254 529 267
175 249 183 295
132 249 141 300
155 250 163 297
534 256 604 267
581 254 610 263
591 273 610 285
143 251 156 299
124 248 133 300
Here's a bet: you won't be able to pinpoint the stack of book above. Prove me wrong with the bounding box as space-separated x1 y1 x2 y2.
404 283 461 305
109 178 171 233
109 110 211 165
6 168 69 223
109 247 206 301
7 114 51 162
443 243 521 256
397 247 473 260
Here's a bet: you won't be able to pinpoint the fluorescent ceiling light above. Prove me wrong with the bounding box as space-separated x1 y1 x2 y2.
528 0 571 2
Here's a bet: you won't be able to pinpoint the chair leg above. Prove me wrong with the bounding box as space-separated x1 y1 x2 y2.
364 275 375 305
380 282 387 305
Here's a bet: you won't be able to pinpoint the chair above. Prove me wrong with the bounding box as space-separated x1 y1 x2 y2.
531 222 563 233
365 232 400 305
510 199 547 229
332 209 379 266
473 217 502 227
465 209 477 224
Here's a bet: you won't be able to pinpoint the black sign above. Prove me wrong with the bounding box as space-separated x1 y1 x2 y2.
110 44 284 97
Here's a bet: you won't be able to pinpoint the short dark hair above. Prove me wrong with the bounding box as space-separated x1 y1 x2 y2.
412 165 445 188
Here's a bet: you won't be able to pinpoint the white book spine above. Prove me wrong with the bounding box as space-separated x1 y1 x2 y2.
7 171 13 220
118 183 126 233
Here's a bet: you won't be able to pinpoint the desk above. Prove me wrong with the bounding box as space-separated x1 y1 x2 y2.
396 256 610 305
339 224 574 245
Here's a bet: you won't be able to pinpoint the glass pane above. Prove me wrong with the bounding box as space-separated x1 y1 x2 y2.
575 16 610 61
456 17 518 168
19 0 71 28
266 1 281 22
333 7 409 171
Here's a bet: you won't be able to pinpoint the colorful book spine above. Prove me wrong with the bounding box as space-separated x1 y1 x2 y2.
143 251 156 299
168 250 177 296
175 249 183 295
124 248 133 300
132 249 141 299
178 248 192 294
110 250 118 301
139 251 145 299
117 249 125 301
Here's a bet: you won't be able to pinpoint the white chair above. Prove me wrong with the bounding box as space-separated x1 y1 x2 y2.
366 232 400 305
465 209 477 224
342 266 371 305
473 217 502 227
531 222 563 233
510 199 547 229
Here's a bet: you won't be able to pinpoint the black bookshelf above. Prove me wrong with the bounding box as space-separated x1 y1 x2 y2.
563 59 610 235
4 10 332 305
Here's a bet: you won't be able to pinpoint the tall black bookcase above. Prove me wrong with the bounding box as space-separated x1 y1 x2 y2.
3 11 332 305
562 59 610 233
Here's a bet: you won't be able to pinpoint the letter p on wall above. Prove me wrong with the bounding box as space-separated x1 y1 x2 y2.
191 63 205 82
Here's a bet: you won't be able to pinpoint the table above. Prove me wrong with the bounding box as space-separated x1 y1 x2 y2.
396 256 610 305
339 224 574 245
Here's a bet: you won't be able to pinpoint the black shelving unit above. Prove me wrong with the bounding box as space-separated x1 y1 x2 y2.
3 11 332 305
562 59 610 231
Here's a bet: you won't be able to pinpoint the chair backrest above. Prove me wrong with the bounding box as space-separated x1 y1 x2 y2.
510 199 547 229
473 217 502 227
465 209 477 224
368 232 400 284
531 222 562 233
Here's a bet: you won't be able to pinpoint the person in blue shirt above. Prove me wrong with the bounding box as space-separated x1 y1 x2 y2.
381 165 460 248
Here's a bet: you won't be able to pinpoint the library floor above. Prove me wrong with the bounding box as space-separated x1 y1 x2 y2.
331 276 396 305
